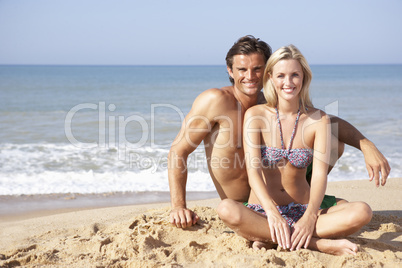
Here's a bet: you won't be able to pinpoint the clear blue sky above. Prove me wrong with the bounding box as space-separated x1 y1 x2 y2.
1 0 401 65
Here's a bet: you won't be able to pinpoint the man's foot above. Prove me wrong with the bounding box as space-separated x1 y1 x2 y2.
252 241 275 251
313 238 358 256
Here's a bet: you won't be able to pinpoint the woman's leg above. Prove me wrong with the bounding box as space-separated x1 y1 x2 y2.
218 199 371 255
217 199 272 242
314 201 372 238
297 202 370 255
218 200 371 240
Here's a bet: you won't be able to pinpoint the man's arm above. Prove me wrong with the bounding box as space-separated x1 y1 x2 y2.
330 115 391 186
168 89 221 228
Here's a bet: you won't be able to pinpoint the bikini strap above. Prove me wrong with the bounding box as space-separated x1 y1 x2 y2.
275 107 301 151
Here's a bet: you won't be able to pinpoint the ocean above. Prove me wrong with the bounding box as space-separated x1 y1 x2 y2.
0 65 401 196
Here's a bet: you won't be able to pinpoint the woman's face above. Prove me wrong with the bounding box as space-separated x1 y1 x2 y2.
270 59 304 103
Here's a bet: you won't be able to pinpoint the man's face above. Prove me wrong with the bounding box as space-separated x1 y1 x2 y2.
227 53 266 97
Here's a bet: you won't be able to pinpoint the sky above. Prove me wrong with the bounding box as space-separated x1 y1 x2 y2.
0 0 401 65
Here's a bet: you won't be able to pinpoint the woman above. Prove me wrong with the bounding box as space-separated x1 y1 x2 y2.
217 45 372 255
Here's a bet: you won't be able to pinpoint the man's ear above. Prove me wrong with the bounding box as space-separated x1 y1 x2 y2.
227 66 234 79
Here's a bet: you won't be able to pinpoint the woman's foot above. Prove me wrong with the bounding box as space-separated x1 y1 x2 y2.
312 238 358 256
252 241 275 251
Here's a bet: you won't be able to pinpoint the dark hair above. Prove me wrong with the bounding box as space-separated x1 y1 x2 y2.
225 35 272 84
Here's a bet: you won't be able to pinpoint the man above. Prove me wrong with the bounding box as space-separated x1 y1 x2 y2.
168 35 390 228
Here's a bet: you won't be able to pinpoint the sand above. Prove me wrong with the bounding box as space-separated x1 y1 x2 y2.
0 178 401 267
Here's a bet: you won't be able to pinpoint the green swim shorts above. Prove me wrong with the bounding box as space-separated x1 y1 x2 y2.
320 194 337 209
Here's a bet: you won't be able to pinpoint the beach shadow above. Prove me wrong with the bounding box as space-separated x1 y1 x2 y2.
353 235 401 253
374 210 402 218
351 210 402 253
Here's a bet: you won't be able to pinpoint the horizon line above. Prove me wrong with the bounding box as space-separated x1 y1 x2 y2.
1 63 402 67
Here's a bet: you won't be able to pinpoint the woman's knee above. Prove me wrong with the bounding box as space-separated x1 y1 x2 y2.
357 201 373 224
348 202 373 227
217 199 243 226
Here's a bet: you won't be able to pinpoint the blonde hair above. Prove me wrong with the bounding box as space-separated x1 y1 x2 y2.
263 45 313 113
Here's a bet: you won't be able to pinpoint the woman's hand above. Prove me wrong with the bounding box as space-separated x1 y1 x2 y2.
290 213 317 251
267 210 291 249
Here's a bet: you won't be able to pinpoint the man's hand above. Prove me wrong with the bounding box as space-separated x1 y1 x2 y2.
361 139 391 187
170 207 199 228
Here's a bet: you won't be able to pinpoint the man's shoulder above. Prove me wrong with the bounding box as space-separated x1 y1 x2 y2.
203 86 233 97
196 86 235 104
189 86 236 117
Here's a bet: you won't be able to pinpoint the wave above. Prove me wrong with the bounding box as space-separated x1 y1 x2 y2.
0 143 400 196
0 170 214 195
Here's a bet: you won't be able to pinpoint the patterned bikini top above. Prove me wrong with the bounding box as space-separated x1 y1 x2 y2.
261 107 313 169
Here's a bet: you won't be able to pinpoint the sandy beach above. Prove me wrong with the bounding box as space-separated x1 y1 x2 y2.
0 178 401 267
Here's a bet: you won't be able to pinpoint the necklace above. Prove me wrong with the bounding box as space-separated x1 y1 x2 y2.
275 107 301 151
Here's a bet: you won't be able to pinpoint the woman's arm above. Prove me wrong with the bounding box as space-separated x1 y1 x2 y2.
291 110 331 251
243 107 291 249
308 111 331 215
